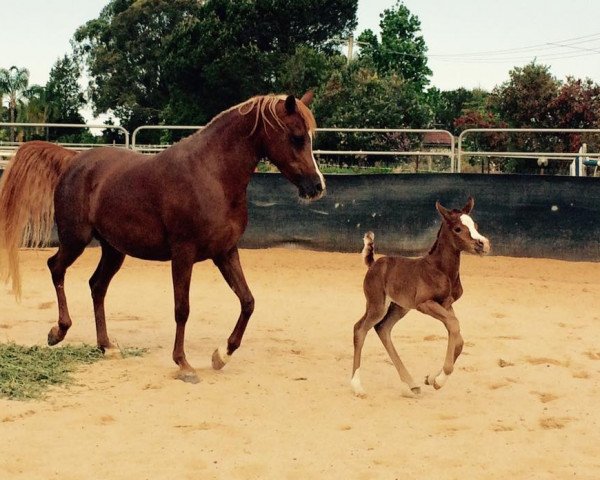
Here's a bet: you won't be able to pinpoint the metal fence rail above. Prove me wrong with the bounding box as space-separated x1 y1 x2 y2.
2 122 600 176
131 125 456 172
457 128 600 173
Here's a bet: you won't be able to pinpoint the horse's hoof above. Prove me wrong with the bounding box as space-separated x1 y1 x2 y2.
47 327 61 346
424 375 432 386
411 386 422 395
101 347 122 360
176 371 200 384
211 347 230 370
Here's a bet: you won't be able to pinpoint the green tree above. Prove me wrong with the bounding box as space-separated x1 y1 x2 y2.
45 55 86 125
427 87 490 134
44 55 87 141
313 64 432 167
0 66 30 140
356 0 431 89
74 0 358 132
489 61 560 128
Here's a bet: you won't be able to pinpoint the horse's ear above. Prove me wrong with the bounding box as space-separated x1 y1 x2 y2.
300 91 314 107
462 196 474 214
436 201 453 222
285 95 296 114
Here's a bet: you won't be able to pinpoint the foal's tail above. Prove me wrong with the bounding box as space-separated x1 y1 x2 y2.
362 231 375 268
0 141 77 299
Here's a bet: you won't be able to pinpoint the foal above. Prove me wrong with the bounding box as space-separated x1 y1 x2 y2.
351 197 490 396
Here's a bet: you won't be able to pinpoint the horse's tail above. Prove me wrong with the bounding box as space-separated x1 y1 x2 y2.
362 231 375 268
0 141 77 299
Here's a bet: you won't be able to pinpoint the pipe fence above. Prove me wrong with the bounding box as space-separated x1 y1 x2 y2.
2 122 600 176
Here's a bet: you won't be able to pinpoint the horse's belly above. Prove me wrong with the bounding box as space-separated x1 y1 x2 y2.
96 224 171 260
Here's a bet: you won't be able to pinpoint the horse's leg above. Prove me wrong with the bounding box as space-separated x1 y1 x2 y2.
47 241 87 345
351 296 388 397
170 246 198 383
89 240 125 351
211 247 254 370
416 300 463 390
374 303 421 394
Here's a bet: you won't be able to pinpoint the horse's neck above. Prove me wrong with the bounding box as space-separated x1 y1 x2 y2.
426 227 461 278
174 109 260 189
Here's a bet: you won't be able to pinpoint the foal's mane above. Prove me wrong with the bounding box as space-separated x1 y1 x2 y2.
205 94 317 136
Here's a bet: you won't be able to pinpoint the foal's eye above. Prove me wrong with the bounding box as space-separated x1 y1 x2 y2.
453 227 462 234
291 135 305 148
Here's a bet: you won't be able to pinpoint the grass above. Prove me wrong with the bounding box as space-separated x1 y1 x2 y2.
0 343 146 400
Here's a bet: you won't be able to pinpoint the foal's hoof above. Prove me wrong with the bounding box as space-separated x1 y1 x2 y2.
176 370 200 384
411 386 422 395
425 373 446 390
47 327 62 346
211 347 231 370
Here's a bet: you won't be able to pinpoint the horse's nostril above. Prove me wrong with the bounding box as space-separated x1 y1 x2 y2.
315 182 323 193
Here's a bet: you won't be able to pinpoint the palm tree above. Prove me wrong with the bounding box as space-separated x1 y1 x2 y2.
0 66 30 141
22 85 61 140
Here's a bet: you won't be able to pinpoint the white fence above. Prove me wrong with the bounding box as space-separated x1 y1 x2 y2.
2 122 599 176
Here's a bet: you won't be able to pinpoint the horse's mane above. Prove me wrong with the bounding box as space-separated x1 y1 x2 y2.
205 94 317 136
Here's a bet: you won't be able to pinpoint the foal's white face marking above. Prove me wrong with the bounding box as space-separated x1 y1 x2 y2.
309 132 326 192
460 214 486 242
459 213 490 254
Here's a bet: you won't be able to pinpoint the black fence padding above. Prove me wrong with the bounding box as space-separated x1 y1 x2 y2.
1 170 597 261
240 173 600 261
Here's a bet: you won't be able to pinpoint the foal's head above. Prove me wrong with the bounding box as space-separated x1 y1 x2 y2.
242 93 325 200
435 197 491 255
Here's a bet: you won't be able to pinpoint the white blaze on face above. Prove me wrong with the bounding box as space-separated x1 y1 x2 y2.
309 132 326 192
460 214 490 252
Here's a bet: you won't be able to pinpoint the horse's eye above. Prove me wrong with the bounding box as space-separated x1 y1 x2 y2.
453 227 462 233
291 135 305 148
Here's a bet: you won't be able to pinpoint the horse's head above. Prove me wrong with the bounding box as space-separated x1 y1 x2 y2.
252 93 325 201
436 197 491 255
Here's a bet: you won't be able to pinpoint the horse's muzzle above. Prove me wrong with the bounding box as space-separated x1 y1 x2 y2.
474 238 491 255
298 176 325 200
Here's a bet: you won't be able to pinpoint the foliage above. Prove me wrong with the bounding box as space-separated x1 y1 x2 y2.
356 0 431 89
45 56 86 125
0 66 30 141
427 87 489 134
489 61 560 128
313 64 432 167
73 0 358 132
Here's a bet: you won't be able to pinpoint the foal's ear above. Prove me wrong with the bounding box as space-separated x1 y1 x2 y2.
285 95 296 114
436 201 453 222
300 91 314 106
462 196 475 214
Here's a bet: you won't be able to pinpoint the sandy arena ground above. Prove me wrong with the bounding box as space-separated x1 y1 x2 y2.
1 247 599 479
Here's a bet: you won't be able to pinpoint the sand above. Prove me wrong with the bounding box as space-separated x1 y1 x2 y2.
1 247 599 479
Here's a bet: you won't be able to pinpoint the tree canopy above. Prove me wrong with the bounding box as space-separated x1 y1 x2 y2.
73 0 358 130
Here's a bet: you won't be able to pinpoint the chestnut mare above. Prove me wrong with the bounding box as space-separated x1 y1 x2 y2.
351 197 490 396
0 93 325 383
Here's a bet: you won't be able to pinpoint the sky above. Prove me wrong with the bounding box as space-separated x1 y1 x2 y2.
1 0 600 113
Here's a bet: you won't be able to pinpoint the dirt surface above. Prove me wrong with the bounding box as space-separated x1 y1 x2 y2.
1 247 599 479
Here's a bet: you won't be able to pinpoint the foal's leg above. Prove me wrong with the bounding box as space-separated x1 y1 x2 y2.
351 296 388 397
47 241 87 345
374 303 421 394
171 247 198 383
89 241 125 351
211 247 255 370
416 301 463 390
